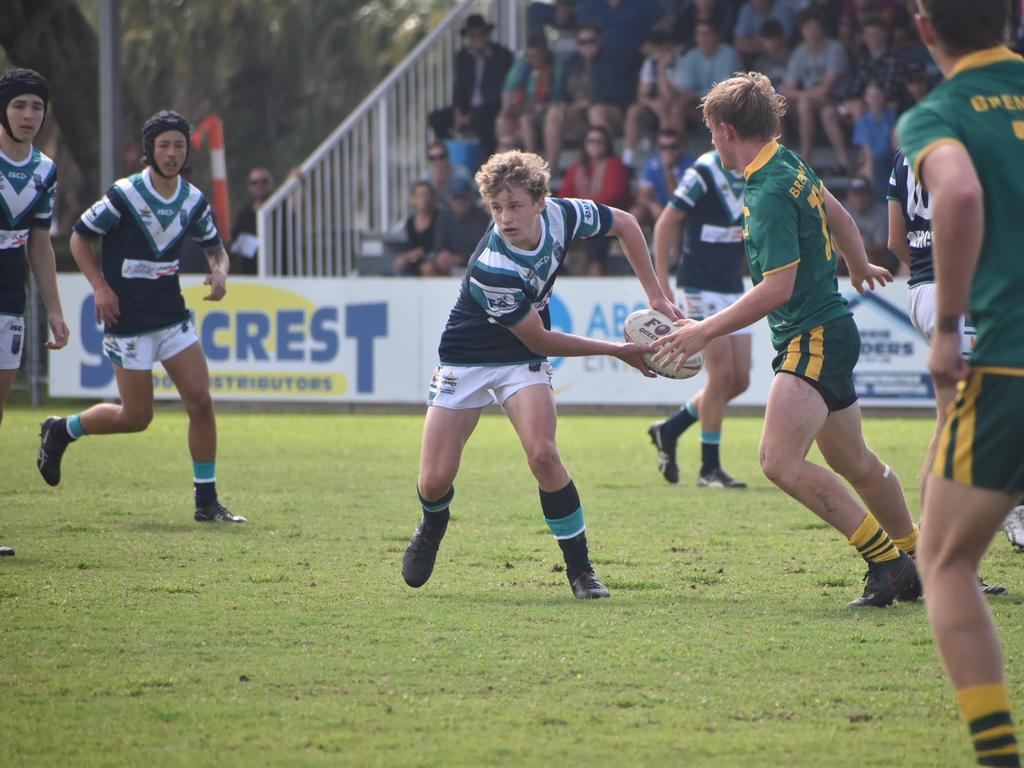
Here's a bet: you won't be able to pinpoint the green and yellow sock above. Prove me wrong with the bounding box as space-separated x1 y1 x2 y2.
847 513 900 564
893 524 920 557
956 683 1020 767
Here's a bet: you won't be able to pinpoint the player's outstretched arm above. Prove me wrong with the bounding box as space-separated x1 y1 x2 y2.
26 229 68 350
510 307 655 377
607 207 682 320
886 200 911 267
823 187 892 294
70 232 119 326
652 204 685 300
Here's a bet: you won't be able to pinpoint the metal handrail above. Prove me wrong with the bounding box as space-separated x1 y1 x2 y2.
257 0 521 276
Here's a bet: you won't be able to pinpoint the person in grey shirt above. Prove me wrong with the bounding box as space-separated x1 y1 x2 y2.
783 9 850 172
423 177 491 276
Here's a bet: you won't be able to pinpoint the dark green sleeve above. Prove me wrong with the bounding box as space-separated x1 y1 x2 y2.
748 190 800 276
896 103 962 181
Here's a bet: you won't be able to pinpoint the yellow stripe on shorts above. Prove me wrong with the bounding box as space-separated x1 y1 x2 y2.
804 326 825 381
781 334 802 373
952 372 982 485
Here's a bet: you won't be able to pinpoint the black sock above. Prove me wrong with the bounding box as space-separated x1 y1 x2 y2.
418 486 453 535
540 481 591 575
701 441 720 475
195 482 218 505
660 403 698 443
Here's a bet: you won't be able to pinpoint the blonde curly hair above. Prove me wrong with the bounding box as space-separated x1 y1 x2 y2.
474 150 550 203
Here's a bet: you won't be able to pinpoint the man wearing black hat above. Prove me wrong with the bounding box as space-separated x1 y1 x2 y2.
428 14 513 160
0 67 68 559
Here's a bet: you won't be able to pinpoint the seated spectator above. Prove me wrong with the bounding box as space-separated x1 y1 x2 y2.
559 126 631 275
753 19 792 91
577 0 668 134
229 167 272 275
896 60 934 112
837 0 903 50
496 35 557 153
784 10 851 172
544 24 624 172
845 175 896 273
527 0 579 60
631 128 695 233
828 17 903 124
852 81 896 201
676 21 743 133
733 0 796 62
428 15 514 160
622 29 685 169
421 141 475 211
423 177 491 276
800 0 843 36
394 181 438 277
670 0 737 49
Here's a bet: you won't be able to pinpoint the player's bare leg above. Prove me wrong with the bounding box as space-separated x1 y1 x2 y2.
505 383 607 598
921 377 956 505
163 342 216 463
403 404 482 588
697 333 751 487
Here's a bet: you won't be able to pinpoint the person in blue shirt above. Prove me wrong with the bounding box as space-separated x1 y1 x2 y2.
853 81 897 201
631 128 695 233
401 149 679 600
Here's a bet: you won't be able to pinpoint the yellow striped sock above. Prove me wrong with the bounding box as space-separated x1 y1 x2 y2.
956 683 1020 767
847 513 900 564
893 524 920 557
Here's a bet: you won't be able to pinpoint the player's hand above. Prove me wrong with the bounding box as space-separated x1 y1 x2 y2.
615 341 656 378
849 263 892 295
929 328 968 390
204 268 227 301
46 314 69 350
651 318 708 372
650 294 685 321
94 284 120 325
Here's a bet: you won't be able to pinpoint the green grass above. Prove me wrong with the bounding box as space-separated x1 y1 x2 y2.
2 407 1023 767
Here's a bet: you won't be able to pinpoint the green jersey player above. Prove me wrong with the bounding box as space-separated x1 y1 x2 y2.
654 72 920 608
898 1 1024 764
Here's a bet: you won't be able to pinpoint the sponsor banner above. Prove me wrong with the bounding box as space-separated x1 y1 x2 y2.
49 276 933 407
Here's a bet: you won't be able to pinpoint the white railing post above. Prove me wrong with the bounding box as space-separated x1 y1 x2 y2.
377 98 390 233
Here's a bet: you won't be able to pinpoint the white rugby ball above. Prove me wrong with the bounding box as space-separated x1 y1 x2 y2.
623 308 703 379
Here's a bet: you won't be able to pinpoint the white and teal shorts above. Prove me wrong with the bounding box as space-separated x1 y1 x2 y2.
103 319 199 371
0 314 25 370
676 287 751 336
427 361 554 409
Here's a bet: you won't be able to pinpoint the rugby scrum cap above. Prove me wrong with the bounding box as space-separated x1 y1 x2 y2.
142 110 191 176
0 68 49 141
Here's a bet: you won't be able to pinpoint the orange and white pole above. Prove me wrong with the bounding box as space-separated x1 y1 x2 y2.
192 115 232 242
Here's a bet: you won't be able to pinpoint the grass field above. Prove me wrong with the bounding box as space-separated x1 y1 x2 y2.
2 406 1023 767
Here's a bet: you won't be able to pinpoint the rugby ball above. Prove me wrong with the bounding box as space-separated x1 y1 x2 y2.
623 308 703 379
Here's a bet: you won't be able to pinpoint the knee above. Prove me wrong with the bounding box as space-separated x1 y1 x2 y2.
184 390 215 420
418 472 454 502
526 443 562 481
829 449 877 485
759 445 794 489
731 370 750 398
120 408 153 433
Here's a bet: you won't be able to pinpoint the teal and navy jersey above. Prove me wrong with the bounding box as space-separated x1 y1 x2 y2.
669 150 746 293
74 168 221 336
0 147 56 316
887 149 934 287
438 197 612 366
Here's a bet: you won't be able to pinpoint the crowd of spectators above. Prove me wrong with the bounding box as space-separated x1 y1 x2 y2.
396 0 1024 277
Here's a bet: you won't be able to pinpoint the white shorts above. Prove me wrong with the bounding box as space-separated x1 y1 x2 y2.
0 315 25 370
103 320 199 371
427 362 554 409
676 288 752 336
907 282 975 357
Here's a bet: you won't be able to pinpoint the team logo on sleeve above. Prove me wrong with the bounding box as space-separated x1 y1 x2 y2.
581 202 595 225
480 286 524 315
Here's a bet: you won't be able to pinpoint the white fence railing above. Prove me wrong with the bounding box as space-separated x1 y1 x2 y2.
257 0 523 276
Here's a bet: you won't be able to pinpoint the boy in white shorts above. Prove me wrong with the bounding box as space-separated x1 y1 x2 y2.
402 150 679 600
649 149 751 488
37 111 245 524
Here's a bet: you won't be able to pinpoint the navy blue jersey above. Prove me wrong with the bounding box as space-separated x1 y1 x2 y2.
438 197 612 366
888 149 934 287
74 169 221 336
0 147 56 315
669 151 746 294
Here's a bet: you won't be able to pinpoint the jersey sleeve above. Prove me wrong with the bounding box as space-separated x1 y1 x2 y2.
886 151 903 203
467 253 532 328
31 174 57 230
896 104 963 181
189 198 221 249
73 187 122 239
747 190 800 275
560 198 613 241
669 164 708 213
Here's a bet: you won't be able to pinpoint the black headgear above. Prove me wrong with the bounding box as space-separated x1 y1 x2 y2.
142 110 191 177
0 68 49 142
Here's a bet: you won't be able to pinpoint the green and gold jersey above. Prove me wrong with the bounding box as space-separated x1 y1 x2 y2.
897 46 1024 368
742 141 851 350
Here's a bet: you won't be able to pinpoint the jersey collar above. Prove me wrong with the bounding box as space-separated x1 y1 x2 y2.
743 140 779 180
948 46 1022 78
